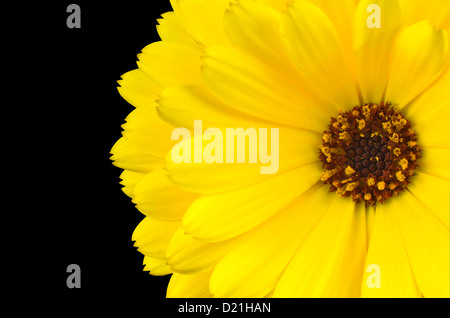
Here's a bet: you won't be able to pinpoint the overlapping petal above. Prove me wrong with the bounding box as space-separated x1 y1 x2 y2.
132 169 199 220
273 193 364 297
138 41 203 88
407 172 450 229
169 0 233 46
117 69 161 108
182 163 322 242
386 21 448 108
165 129 319 193
353 0 402 104
166 228 244 274
142 256 173 276
132 217 180 259
390 192 450 297
281 0 360 111
413 106 450 148
156 11 196 44
157 84 276 130
400 0 450 29
361 201 421 297
111 104 177 174
167 271 213 297
211 184 333 297
201 45 330 130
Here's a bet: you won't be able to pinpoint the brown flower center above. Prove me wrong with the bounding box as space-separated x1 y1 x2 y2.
319 102 422 206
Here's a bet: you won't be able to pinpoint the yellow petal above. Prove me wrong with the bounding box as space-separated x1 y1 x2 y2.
414 105 450 148
417 165 450 184
118 170 146 198
307 0 356 60
110 137 165 173
132 169 199 221
132 217 180 259
407 171 449 229
166 134 262 193
361 201 421 297
182 163 322 242
114 88 178 173
385 21 448 108
156 11 195 44
353 0 402 104
403 64 450 123
391 191 450 297
166 228 243 274
417 148 450 180
167 271 213 298
281 0 359 111
166 148 266 193
224 0 286 66
325 203 367 297
254 0 290 12
365 205 376 248
117 69 161 108
400 0 450 29
211 184 335 298
142 256 172 276
120 104 178 159
224 0 329 115
169 0 232 46
274 194 361 297
137 41 202 88
157 84 274 130
166 128 320 193
201 45 329 131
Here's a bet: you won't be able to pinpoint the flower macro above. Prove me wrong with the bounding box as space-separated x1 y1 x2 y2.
111 0 450 297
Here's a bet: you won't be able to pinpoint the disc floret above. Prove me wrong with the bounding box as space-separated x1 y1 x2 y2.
319 103 422 206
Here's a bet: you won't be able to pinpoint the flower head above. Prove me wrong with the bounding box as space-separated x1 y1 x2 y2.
111 0 450 297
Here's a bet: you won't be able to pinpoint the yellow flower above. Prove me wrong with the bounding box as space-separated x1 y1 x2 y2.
111 0 450 297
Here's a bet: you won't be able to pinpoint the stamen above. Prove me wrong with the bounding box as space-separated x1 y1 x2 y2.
319 102 422 206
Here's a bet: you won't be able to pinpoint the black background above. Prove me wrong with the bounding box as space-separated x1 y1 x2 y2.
21 0 174 308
